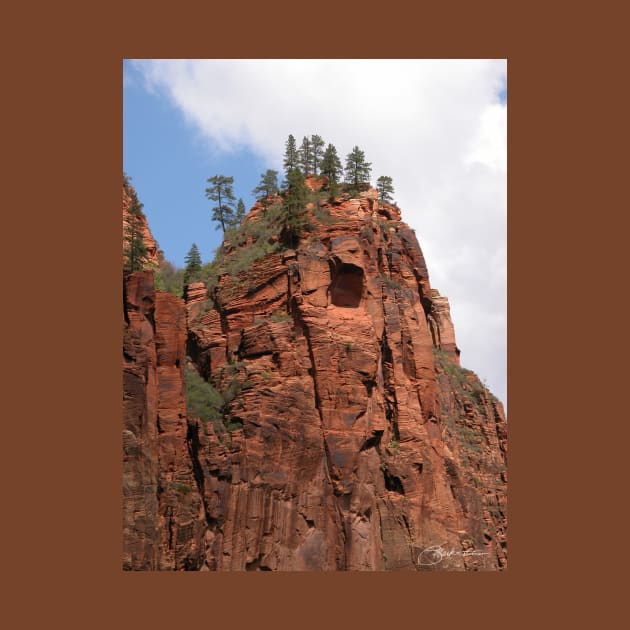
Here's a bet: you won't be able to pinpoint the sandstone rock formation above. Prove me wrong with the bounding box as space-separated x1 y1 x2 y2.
428 289 461 366
123 271 206 570
123 182 507 571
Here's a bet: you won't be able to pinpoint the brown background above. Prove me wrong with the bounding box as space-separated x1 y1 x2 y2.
5 0 623 627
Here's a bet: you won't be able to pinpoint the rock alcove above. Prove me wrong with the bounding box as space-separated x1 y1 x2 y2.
329 262 364 308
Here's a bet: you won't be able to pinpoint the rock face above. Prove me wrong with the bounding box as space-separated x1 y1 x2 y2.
123 185 507 571
428 288 461 366
122 271 206 570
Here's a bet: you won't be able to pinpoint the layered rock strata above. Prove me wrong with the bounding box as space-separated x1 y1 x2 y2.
122 184 507 571
123 272 206 570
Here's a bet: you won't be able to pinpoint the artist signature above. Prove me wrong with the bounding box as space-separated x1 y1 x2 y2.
415 544 489 566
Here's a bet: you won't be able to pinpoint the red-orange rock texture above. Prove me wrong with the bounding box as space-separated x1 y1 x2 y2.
429 288 461 366
123 272 205 570
123 186 507 571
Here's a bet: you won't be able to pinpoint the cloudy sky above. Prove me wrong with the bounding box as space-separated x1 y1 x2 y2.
123 59 507 408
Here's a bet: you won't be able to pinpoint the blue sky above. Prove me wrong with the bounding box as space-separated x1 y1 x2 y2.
124 62 269 265
123 59 507 407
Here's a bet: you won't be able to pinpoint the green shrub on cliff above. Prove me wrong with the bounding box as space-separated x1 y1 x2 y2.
154 254 185 296
184 362 224 424
185 360 250 432
168 482 192 495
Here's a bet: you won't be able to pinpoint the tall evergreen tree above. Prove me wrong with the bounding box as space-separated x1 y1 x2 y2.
183 243 203 284
376 175 395 202
282 168 308 248
205 175 236 233
253 169 279 200
123 185 148 273
235 198 247 224
344 146 372 187
283 135 299 178
310 134 325 175
320 143 343 184
298 136 312 175
124 215 148 273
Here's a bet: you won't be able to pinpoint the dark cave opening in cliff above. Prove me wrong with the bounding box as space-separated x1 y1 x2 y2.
330 263 364 308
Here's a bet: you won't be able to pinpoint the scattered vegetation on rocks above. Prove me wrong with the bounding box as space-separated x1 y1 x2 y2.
168 482 192 495
184 360 249 432
154 254 185 297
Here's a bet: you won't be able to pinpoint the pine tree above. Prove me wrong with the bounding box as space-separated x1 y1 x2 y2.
183 243 203 284
205 175 236 233
298 136 312 175
320 143 343 184
376 176 395 202
235 198 247 224
124 216 148 273
283 135 299 178
282 168 308 249
310 134 325 175
253 169 279 201
344 146 372 188
123 185 149 273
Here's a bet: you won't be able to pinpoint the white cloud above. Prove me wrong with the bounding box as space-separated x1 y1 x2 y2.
132 59 507 408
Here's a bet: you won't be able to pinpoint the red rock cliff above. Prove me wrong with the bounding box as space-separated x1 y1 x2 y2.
123 184 507 571
428 288 461 366
122 272 206 570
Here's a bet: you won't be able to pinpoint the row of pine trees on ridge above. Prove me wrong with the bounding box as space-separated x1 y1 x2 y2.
124 135 396 287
